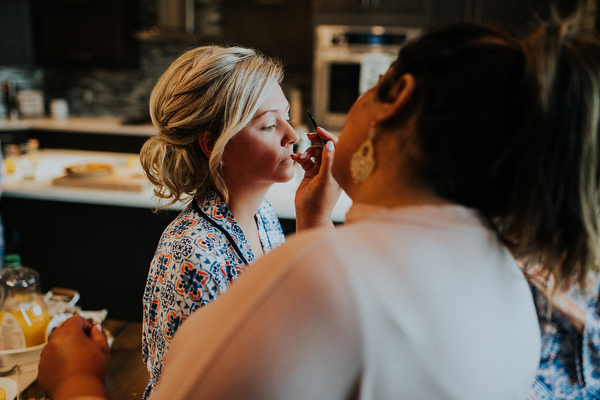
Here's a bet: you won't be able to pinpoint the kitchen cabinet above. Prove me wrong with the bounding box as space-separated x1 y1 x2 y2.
312 0 430 29
2 129 150 154
430 0 585 37
0 117 156 153
314 0 429 13
223 0 312 86
0 0 34 66
31 0 139 68
1 196 177 321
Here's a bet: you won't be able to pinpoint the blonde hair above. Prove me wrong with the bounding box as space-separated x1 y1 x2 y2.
509 11 600 288
140 45 284 207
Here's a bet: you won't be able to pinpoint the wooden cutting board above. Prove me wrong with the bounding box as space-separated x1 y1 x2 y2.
52 172 145 192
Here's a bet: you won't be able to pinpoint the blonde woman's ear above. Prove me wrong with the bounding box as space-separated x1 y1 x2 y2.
198 131 214 157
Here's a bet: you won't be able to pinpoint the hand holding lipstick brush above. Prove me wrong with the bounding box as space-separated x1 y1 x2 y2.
307 110 326 145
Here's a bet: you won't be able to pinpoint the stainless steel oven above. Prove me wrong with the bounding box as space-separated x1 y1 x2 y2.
312 25 420 132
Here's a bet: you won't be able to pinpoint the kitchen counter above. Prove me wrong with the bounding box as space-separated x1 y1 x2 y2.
1 149 351 320
2 148 352 222
0 116 157 137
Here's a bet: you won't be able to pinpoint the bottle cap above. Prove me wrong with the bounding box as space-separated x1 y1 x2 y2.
2 254 21 269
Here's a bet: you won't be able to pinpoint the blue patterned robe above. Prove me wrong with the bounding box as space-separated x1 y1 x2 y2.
529 272 600 399
142 190 285 398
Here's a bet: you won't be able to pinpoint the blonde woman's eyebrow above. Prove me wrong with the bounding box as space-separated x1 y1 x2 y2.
253 104 290 121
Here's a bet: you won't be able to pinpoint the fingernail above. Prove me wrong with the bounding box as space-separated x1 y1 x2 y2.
300 151 308 159
326 141 334 151
95 323 103 333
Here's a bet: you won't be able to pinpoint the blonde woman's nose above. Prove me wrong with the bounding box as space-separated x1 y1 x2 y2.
283 121 299 146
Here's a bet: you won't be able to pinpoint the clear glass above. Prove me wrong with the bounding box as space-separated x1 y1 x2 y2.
0 257 49 350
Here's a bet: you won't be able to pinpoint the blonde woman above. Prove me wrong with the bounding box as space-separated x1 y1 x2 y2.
139 45 338 397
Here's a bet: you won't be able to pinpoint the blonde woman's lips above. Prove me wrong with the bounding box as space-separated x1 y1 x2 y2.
281 155 294 164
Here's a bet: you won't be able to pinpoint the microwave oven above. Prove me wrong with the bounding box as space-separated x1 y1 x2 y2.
312 25 420 132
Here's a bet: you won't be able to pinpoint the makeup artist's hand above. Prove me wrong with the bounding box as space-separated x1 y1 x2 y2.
38 315 110 400
292 127 341 231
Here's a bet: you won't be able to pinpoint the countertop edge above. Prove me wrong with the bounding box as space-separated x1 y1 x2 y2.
0 117 157 137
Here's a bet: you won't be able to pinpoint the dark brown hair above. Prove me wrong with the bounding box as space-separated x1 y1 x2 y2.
377 17 600 286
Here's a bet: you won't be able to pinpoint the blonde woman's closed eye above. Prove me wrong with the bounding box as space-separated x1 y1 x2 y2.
261 124 277 131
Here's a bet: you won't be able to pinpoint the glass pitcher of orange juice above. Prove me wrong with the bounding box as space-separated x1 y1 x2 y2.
0 254 50 349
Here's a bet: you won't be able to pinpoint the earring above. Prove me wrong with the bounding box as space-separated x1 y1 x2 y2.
350 122 377 185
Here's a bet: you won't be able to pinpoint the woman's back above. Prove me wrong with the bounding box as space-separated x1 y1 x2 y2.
334 204 540 398
154 202 540 399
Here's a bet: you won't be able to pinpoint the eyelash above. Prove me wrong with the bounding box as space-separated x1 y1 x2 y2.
261 113 290 131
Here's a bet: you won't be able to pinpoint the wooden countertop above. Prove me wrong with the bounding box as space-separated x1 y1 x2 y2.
103 320 149 399
21 319 149 400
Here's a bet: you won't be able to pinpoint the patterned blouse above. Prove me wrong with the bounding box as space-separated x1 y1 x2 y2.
528 271 600 399
142 190 285 399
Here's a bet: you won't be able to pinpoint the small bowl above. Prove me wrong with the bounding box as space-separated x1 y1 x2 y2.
0 343 45 368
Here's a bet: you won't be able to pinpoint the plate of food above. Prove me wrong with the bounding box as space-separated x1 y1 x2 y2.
65 163 112 178
0 377 17 400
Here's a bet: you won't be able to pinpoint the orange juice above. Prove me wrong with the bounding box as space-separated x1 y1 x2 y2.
0 254 49 350
0 296 49 349
3 157 15 174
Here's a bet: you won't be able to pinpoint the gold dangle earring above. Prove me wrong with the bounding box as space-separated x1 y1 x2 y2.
350 121 377 185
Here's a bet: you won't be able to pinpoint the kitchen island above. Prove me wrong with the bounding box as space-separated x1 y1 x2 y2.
1 143 351 321
2 148 351 220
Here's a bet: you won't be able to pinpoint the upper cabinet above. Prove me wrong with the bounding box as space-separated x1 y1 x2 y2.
0 0 35 66
431 0 588 37
313 0 431 27
223 0 313 85
32 0 139 68
314 0 429 13
0 0 139 69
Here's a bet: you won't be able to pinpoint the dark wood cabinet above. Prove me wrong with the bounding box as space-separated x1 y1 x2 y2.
312 0 430 30
32 0 139 68
1 129 149 154
314 0 430 13
0 0 34 66
223 0 313 86
431 0 585 37
1 197 178 321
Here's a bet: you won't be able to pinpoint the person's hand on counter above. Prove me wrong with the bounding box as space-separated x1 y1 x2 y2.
38 316 110 400
292 127 342 231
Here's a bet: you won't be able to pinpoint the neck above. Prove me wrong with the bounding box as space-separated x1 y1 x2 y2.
224 184 270 228
227 185 270 257
352 175 450 208
351 127 450 209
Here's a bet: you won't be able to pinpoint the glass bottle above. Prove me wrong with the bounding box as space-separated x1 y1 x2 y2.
0 254 50 349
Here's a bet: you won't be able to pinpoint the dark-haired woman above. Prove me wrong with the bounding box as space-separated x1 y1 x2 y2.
38 15 600 400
